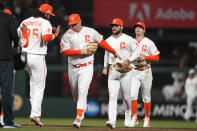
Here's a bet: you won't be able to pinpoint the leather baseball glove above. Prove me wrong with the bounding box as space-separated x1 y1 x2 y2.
13 48 27 70
84 42 98 55
133 59 147 69
114 62 132 73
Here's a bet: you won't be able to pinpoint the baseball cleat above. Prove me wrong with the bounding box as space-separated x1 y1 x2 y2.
73 114 84 128
30 117 44 127
106 121 115 129
143 117 150 127
73 118 81 128
124 117 132 127
130 116 138 127
0 116 4 127
124 120 132 127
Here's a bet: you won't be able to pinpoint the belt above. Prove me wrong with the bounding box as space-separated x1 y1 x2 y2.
73 62 92 68
135 66 150 71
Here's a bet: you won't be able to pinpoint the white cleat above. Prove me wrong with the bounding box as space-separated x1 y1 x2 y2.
106 121 115 129
0 116 4 126
124 119 132 127
73 118 81 128
130 116 138 127
73 114 84 128
143 117 150 127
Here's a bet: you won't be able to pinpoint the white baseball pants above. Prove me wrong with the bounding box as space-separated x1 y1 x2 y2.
68 63 93 110
26 54 47 118
107 67 132 125
184 90 197 120
130 68 153 103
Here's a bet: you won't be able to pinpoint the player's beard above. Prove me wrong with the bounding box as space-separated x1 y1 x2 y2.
113 30 121 36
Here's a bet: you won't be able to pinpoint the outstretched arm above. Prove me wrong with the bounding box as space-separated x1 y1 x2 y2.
99 39 120 59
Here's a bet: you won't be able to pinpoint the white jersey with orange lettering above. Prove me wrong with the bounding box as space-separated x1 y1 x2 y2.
60 26 103 111
17 16 53 54
17 16 53 119
104 33 138 66
103 33 139 128
131 37 160 103
135 37 160 67
60 26 103 65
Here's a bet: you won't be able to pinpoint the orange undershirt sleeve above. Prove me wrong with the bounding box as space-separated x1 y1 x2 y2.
145 55 159 61
98 39 116 54
42 34 53 42
22 29 29 48
61 49 82 56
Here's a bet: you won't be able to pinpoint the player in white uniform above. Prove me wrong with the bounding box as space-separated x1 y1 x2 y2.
184 69 197 121
102 18 141 129
17 4 60 126
126 22 160 127
60 14 120 128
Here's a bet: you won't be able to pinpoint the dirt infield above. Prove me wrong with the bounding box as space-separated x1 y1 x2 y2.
23 125 197 131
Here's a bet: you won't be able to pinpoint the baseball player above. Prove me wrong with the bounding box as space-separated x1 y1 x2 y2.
126 22 160 127
60 14 120 128
102 18 141 129
184 69 197 121
17 4 60 126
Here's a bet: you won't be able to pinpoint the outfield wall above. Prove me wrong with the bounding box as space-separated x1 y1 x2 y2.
11 66 193 120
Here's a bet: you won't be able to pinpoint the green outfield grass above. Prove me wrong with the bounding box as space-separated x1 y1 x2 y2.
1 117 197 131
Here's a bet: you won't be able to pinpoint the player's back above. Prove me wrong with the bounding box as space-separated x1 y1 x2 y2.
19 17 51 55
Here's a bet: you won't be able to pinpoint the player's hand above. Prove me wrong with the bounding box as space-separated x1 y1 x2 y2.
102 67 108 75
122 59 130 67
114 52 121 60
21 24 27 31
138 53 145 60
55 25 61 34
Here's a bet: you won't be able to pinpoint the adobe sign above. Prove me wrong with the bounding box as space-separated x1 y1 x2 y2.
94 0 197 28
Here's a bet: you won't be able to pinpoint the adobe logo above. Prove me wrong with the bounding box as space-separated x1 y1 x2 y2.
129 3 150 21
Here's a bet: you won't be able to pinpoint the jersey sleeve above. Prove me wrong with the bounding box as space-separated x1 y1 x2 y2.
149 41 160 55
42 21 53 36
128 38 138 51
60 33 70 53
17 21 28 47
184 79 189 94
128 38 141 62
17 22 23 38
104 50 109 67
92 29 103 43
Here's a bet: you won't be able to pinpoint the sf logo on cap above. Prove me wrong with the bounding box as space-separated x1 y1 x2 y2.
46 9 51 14
71 16 75 21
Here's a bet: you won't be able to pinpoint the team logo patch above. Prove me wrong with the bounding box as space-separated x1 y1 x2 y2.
46 9 51 14
71 16 75 21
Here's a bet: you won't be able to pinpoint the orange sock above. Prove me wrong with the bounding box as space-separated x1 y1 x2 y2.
77 109 84 117
144 102 151 118
131 100 138 116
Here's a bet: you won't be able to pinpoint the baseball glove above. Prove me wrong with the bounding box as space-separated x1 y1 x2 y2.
13 48 27 70
133 59 147 69
114 63 132 73
84 42 98 54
